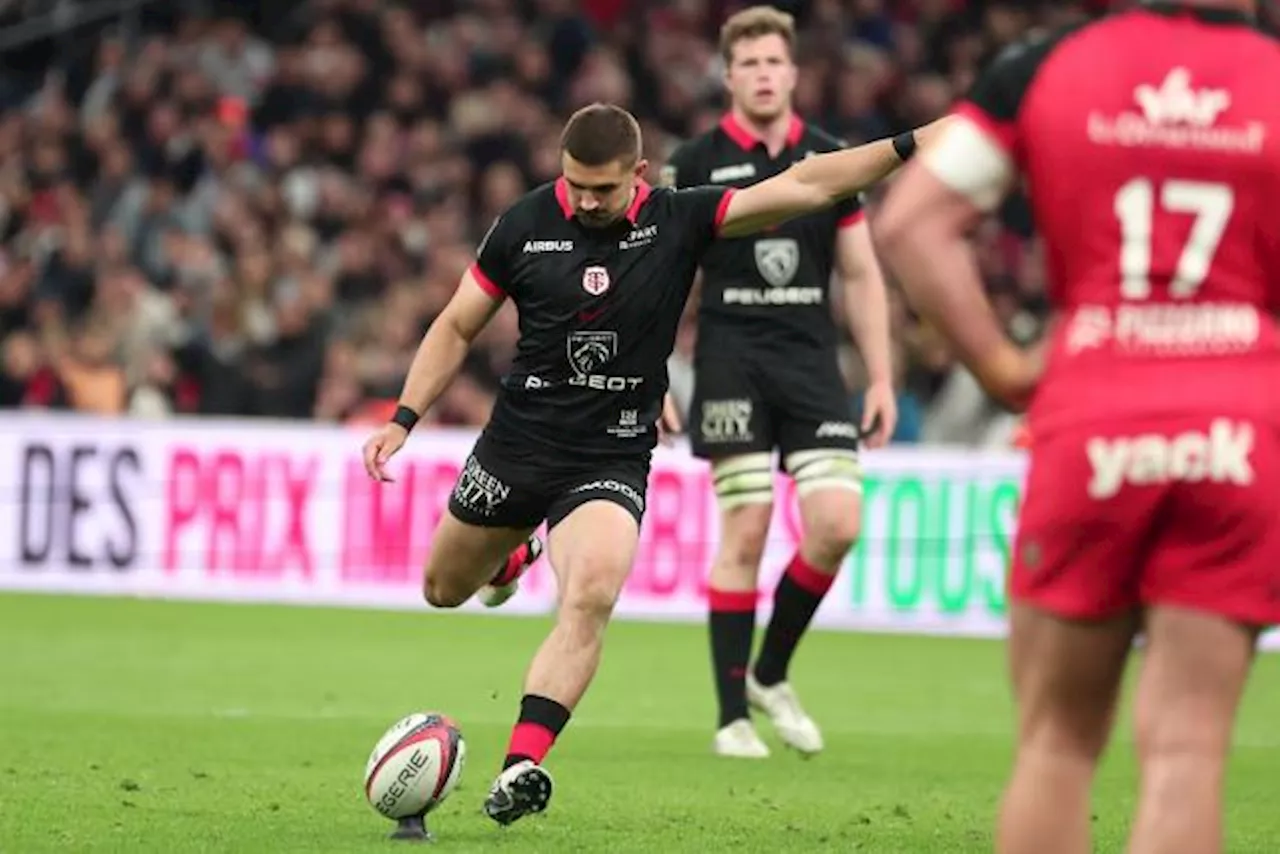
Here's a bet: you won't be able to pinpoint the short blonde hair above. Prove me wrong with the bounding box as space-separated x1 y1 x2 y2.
719 5 797 65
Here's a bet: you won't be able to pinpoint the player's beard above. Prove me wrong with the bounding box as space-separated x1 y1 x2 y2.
576 209 622 228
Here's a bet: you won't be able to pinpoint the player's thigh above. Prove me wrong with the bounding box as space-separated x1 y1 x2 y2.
544 460 648 613
773 357 864 546
1142 417 1280 627
424 509 535 596
1008 602 1137 755
431 433 548 586
709 451 775 575
689 354 775 461
1133 605 1259 760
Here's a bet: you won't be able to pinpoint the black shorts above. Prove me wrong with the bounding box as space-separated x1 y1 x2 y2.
690 346 860 461
447 429 651 530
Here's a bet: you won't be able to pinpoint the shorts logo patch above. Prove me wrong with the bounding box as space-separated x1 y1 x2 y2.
452 455 512 517
1020 540 1042 571
567 330 618 375
1084 418 1255 500
700 398 754 444
569 478 646 514
753 238 799 287
582 265 611 296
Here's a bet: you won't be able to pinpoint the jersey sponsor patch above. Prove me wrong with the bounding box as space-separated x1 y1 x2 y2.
753 238 799 287
1087 67 1266 154
451 455 512 517
567 331 617 374
710 163 757 183
1085 418 1255 500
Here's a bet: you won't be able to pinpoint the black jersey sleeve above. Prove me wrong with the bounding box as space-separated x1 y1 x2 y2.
673 186 735 254
469 211 523 300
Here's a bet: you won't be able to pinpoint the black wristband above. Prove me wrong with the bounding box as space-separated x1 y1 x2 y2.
892 131 918 162
390 404 420 432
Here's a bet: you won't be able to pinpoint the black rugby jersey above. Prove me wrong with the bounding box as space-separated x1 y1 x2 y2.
664 114 864 350
469 177 733 458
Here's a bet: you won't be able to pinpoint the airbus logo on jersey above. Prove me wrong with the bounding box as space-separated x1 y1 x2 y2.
1087 67 1265 154
523 240 574 253
1086 418 1255 500
710 163 756 183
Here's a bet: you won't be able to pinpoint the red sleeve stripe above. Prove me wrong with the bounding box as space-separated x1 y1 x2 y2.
953 101 1017 156
837 209 865 229
712 188 736 232
468 262 506 300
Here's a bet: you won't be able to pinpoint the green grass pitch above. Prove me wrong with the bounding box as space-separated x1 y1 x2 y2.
1 593 1278 853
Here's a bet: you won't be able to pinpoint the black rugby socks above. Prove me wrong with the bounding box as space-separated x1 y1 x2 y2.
753 553 836 688
709 589 757 728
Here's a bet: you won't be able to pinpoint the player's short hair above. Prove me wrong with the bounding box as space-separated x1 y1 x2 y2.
560 104 642 168
719 5 797 65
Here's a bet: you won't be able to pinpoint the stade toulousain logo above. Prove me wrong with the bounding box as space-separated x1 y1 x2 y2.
582 265 611 296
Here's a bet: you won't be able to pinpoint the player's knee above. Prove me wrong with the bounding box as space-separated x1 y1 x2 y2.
1133 700 1226 768
1028 717 1108 762
716 503 772 575
559 558 627 626
422 572 467 609
805 505 861 562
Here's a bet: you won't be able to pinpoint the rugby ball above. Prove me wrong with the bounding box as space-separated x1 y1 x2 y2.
364 713 467 819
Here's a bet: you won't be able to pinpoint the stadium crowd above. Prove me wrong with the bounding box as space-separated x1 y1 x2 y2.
0 0 1105 445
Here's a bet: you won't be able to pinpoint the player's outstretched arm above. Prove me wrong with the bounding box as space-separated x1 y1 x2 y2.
717 119 951 238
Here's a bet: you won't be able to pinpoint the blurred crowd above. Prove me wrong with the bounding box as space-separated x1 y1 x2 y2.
0 0 1111 445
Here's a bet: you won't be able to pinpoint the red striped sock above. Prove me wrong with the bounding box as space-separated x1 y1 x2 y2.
503 694 570 769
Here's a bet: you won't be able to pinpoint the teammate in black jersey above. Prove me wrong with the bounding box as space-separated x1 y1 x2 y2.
360 102 942 828
664 6 898 760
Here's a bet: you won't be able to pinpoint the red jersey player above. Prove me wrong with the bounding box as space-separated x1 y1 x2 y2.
876 2 1280 853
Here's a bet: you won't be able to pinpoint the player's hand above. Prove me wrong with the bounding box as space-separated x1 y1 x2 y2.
657 393 682 446
362 423 409 482
861 381 897 449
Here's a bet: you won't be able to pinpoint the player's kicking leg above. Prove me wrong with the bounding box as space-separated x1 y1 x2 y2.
484 489 644 826
706 454 774 758
420 509 540 610
746 450 862 756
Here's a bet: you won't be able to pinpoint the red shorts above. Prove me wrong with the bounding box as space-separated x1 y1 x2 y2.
1010 415 1280 626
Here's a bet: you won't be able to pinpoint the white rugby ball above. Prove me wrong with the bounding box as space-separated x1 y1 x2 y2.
364 712 467 819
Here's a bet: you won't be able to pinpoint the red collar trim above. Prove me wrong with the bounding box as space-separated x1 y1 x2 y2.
719 112 805 151
554 177 653 224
